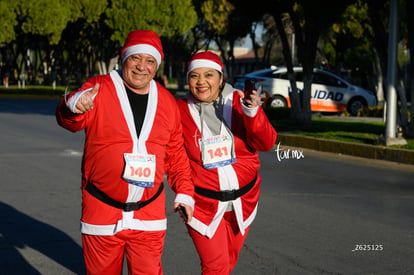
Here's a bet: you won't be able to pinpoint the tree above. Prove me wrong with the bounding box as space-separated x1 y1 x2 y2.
10 0 75 85
329 1 376 91
17 0 72 45
271 0 354 129
58 0 111 79
8 0 198 86
0 1 18 85
192 0 265 79
198 0 237 77
105 0 196 43
0 1 17 44
261 13 287 67
194 0 358 130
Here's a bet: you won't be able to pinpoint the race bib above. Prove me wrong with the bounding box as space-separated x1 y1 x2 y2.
123 153 156 187
200 134 236 169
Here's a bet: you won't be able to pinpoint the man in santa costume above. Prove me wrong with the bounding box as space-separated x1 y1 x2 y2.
177 51 277 274
56 30 194 275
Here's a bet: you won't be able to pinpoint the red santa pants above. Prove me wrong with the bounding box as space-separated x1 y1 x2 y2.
188 211 250 275
82 229 165 275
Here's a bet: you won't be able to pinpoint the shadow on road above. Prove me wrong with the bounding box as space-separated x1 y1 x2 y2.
0 98 60 115
0 201 84 274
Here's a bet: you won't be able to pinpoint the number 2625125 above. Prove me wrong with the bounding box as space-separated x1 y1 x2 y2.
352 244 383 252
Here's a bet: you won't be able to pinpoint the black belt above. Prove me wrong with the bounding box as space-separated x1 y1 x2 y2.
194 174 257 202
85 181 164 212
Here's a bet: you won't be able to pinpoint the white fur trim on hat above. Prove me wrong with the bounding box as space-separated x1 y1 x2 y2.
121 44 162 67
188 59 223 73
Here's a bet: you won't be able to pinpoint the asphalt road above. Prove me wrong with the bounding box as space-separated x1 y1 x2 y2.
0 98 413 274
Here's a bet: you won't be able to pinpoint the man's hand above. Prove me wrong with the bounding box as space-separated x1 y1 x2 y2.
73 83 99 114
174 202 193 224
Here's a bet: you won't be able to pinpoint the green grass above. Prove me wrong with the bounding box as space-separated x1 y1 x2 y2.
272 117 414 150
0 84 182 97
0 85 75 98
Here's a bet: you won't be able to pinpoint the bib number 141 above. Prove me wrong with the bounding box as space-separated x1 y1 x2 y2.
201 134 235 169
207 147 229 159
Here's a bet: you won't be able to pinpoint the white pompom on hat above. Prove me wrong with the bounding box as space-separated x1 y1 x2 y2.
121 30 164 68
187 51 223 74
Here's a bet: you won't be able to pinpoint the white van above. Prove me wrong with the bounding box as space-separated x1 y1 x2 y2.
233 67 377 116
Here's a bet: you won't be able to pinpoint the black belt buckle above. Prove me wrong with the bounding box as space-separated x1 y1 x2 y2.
124 202 141 212
221 189 237 201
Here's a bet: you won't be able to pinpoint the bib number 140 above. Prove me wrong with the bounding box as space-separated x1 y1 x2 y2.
130 167 151 178
123 153 155 188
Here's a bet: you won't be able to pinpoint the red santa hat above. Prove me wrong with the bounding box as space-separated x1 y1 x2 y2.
187 51 223 74
121 30 164 68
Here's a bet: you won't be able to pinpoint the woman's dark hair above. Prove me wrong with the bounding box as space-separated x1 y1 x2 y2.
218 71 225 91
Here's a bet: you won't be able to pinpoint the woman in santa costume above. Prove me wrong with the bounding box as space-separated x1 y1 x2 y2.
56 30 194 275
176 51 277 274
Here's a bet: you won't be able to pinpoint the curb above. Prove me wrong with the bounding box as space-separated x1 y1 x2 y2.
277 133 414 166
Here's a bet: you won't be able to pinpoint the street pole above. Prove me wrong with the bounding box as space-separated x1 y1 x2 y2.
385 0 407 145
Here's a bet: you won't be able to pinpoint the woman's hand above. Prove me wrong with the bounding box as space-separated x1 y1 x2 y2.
237 88 263 108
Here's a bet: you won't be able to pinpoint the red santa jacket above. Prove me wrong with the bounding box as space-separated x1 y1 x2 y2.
56 70 193 235
177 84 277 238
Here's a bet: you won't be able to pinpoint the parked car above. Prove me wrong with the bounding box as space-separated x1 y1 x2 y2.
233 66 377 116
